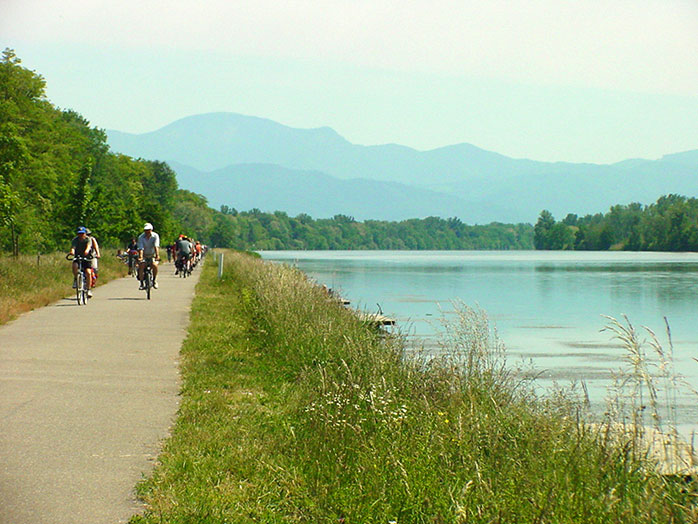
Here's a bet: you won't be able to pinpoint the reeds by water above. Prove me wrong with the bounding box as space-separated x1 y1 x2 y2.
602 315 697 477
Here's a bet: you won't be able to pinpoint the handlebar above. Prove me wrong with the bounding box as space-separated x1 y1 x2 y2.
66 253 93 261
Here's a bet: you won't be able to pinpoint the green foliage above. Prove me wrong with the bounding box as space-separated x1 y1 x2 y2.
174 199 534 250
536 195 698 251
0 50 180 253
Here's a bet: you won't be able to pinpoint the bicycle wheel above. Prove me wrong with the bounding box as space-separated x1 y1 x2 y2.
82 272 90 304
145 268 151 300
75 272 84 305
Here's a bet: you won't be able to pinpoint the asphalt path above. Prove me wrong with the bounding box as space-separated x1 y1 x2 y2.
0 263 200 523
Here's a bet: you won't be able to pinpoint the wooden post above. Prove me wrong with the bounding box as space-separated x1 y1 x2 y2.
218 252 224 279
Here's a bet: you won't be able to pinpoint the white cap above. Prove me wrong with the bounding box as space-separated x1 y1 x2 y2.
143 222 153 230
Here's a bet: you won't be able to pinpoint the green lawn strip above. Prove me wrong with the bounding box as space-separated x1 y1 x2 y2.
0 251 128 324
132 252 695 523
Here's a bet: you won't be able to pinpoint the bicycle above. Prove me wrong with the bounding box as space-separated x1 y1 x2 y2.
175 255 188 278
127 250 139 277
141 256 156 300
66 253 92 305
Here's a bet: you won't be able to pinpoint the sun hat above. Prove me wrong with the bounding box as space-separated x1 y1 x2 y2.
143 223 154 230
76 226 87 234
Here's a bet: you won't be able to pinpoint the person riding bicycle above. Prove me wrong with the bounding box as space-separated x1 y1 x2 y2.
137 223 160 289
86 228 101 290
69 226 94 298
174 234 192 275
126 237 138 275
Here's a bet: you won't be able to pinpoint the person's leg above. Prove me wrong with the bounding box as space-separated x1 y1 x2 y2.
85 267 93 296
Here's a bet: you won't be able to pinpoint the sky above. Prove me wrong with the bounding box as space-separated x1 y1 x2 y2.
2 0 698 164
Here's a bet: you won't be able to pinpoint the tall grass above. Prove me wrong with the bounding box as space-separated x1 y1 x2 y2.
0 251 128 324
602 315 697 476
133 252 696 523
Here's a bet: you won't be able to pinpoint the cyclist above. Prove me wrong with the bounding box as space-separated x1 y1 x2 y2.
86 228 101 290
126 237 138 275
174 234 192 275
137 223 160 289
194 240 202 264
69 226 94 298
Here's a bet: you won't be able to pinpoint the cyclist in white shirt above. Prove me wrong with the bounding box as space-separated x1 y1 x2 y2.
137 222 160 289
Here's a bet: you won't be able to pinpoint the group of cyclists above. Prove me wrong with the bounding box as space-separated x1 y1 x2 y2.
169 234 205 276
70 222 207 300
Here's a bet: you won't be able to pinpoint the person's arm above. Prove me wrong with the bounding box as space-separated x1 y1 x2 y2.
154 233 161 260
92 238 101 258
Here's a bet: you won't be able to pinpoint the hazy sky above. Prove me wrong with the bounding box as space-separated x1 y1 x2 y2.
3 0 698 163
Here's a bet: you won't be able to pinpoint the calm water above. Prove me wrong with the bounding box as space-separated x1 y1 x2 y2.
260 250 698 431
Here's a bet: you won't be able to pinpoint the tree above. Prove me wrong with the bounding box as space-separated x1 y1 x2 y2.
534 210 555 249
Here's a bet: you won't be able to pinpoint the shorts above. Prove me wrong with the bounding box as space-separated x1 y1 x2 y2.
75 259 92 271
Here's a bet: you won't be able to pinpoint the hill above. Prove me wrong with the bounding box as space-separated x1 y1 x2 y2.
169 161 513 223
107 113 698 223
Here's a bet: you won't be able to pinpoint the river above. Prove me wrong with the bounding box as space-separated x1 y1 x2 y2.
259 250 698 434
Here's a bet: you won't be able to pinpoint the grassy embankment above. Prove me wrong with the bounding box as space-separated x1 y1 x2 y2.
132 251 696 523
0 251 129 324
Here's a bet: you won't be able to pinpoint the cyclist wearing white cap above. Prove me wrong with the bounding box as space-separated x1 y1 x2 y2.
137 222 160 289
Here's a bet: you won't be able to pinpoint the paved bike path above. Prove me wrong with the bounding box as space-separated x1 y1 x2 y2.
0 264 200 523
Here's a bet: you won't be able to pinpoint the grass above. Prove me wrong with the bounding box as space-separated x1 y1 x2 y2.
131 251 697 523
0 251 129 324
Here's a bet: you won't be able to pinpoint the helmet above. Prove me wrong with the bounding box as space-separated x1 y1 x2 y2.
76 226 87 234
143 223 154 230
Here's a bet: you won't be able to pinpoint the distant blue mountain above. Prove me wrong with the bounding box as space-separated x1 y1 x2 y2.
168 161 509 223
107 112 698 223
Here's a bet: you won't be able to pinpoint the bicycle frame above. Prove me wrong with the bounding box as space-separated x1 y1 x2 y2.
142 257 155 300
67 253 92 305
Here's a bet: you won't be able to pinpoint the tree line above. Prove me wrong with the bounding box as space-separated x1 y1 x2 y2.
0 49 178 255
178 199 534 250
534 194 698 251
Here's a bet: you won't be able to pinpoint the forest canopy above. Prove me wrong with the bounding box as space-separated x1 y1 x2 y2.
534 195 698 251
0 49 177 254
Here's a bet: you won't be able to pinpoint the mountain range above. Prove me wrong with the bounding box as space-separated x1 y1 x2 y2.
106 112 698 223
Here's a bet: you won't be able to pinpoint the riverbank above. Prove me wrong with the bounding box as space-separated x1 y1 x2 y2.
130 250 696 522
0 252 129 325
